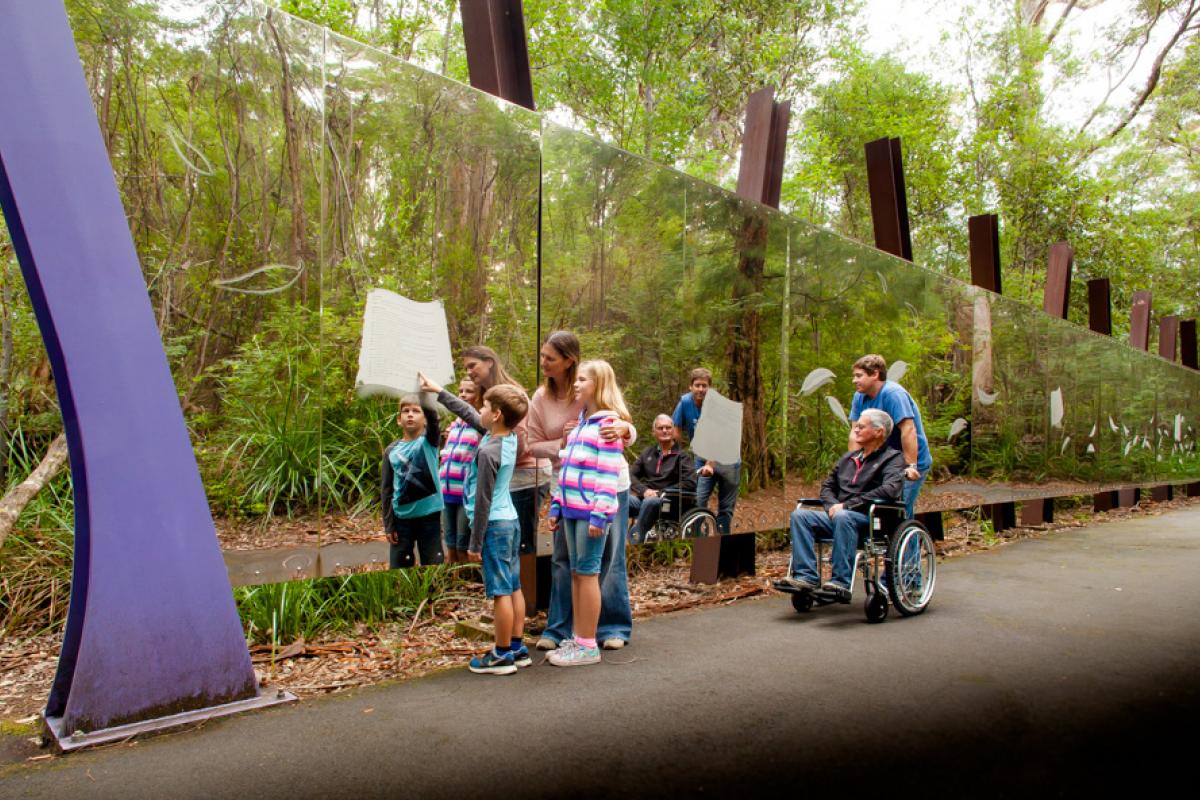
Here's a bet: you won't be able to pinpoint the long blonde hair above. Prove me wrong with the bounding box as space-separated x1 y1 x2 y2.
578 360 631 422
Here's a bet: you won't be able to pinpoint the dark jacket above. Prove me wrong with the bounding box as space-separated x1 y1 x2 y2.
819 446 904 513
629 444 696 499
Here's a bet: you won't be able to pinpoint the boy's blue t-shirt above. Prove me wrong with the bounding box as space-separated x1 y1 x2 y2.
850 381 932 471
672 392 703 441
463 432 518 523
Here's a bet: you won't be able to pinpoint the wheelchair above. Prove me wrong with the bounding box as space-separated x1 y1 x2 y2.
634 488 719 544
772 499 936 623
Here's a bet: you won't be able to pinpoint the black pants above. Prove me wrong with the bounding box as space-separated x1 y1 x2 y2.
389 510 444 569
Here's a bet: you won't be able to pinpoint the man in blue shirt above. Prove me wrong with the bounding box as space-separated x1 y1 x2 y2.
672 367 740 534
848 354 932 519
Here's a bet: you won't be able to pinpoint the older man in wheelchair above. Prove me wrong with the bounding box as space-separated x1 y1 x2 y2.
628 414 698 543
776 407 936 622
785 409 903 590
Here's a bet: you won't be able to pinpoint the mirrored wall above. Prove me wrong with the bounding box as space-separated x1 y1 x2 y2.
46 0 1200 590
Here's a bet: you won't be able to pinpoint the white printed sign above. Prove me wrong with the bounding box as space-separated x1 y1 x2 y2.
354 289 455 398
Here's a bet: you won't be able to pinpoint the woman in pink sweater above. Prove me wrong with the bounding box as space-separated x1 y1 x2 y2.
527 331 635 652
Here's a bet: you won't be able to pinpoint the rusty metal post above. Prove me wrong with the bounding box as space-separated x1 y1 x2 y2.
690 87 789 585
460 0 535 110
966 214 1017 532
1118 291 1154 507
864 137 913 262
1087 279 1119 512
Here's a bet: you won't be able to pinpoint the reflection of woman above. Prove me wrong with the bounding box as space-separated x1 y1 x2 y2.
461 345 547 558
526 331 635 651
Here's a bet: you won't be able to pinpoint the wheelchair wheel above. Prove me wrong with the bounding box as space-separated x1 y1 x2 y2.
865 591 888 623
886 521 936 616
680 509 718 538
791 592 813 613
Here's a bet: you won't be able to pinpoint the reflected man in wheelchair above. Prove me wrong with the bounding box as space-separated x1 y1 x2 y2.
628 415 696 543
782 409 904 602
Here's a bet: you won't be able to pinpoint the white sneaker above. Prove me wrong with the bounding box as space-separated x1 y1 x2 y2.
548 641 601 667
535 636 559 651
601 638 626 650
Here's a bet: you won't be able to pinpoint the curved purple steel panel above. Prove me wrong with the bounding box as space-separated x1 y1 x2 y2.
0 1 256 731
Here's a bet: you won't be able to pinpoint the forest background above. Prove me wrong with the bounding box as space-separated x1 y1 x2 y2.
1 0 1197 637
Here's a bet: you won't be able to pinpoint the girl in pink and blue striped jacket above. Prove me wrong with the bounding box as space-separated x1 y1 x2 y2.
438 378 482 563
546 359 630 667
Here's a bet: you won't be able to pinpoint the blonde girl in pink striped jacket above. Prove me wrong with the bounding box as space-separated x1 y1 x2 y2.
545 360 631 667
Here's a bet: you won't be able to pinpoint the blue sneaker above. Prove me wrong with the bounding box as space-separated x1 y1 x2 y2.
469 649 516 675
511 644 532 668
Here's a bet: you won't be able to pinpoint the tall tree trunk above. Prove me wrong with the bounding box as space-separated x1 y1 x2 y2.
727 215 770 490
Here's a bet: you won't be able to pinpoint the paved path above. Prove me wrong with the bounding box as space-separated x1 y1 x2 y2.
4 508 1200 798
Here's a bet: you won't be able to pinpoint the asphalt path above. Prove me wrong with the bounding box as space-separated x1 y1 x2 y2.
4 507 1200 798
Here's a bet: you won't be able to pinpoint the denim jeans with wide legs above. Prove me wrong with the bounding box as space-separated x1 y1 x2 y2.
544 490 632 644
788 507 868 589
696 461 741 534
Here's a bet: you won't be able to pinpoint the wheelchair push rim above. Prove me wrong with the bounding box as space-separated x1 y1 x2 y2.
885 521 936 616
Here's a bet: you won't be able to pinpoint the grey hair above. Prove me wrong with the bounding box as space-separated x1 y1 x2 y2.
858 408 894 438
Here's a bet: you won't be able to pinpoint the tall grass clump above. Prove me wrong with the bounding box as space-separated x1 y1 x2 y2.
234 564 472 645
0 423 74 636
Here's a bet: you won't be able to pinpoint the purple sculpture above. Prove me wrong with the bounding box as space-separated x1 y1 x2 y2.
0 1 281 747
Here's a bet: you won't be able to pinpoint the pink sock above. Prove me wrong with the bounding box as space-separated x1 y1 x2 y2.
575 636 597 649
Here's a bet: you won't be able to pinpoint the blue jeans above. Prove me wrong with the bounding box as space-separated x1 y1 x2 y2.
545 489 632 644
511 483 549 555
696 462 740 534
441 502 469 552
627 493 663 542
789 507 868 589
902 468 929 520
480 519 520 598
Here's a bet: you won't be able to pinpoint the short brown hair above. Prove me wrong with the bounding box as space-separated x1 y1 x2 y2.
398 394 423 412
484 384 529 428
689 367 713 386
853 354 887 381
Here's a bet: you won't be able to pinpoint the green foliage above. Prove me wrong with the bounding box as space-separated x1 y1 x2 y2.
0 424 74 636
234 564 471 644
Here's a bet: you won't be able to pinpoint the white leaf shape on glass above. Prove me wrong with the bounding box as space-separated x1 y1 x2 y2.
1109 416 1118 432
1089 423 1097 438
890 360 908 383
1175 414 1184 442
977 387 999 406
1087 443 1096 454
213 263 303 295
1124 441 1133 456
825 395 849 426
1050 387 1064 428
800 368 836 396
1060 436 1071 454
948 418 969 440
876 271 888 293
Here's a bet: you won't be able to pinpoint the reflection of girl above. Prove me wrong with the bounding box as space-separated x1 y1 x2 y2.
460 346 547 559
527 331 635 651
546 360 630 667
438 378 482 564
